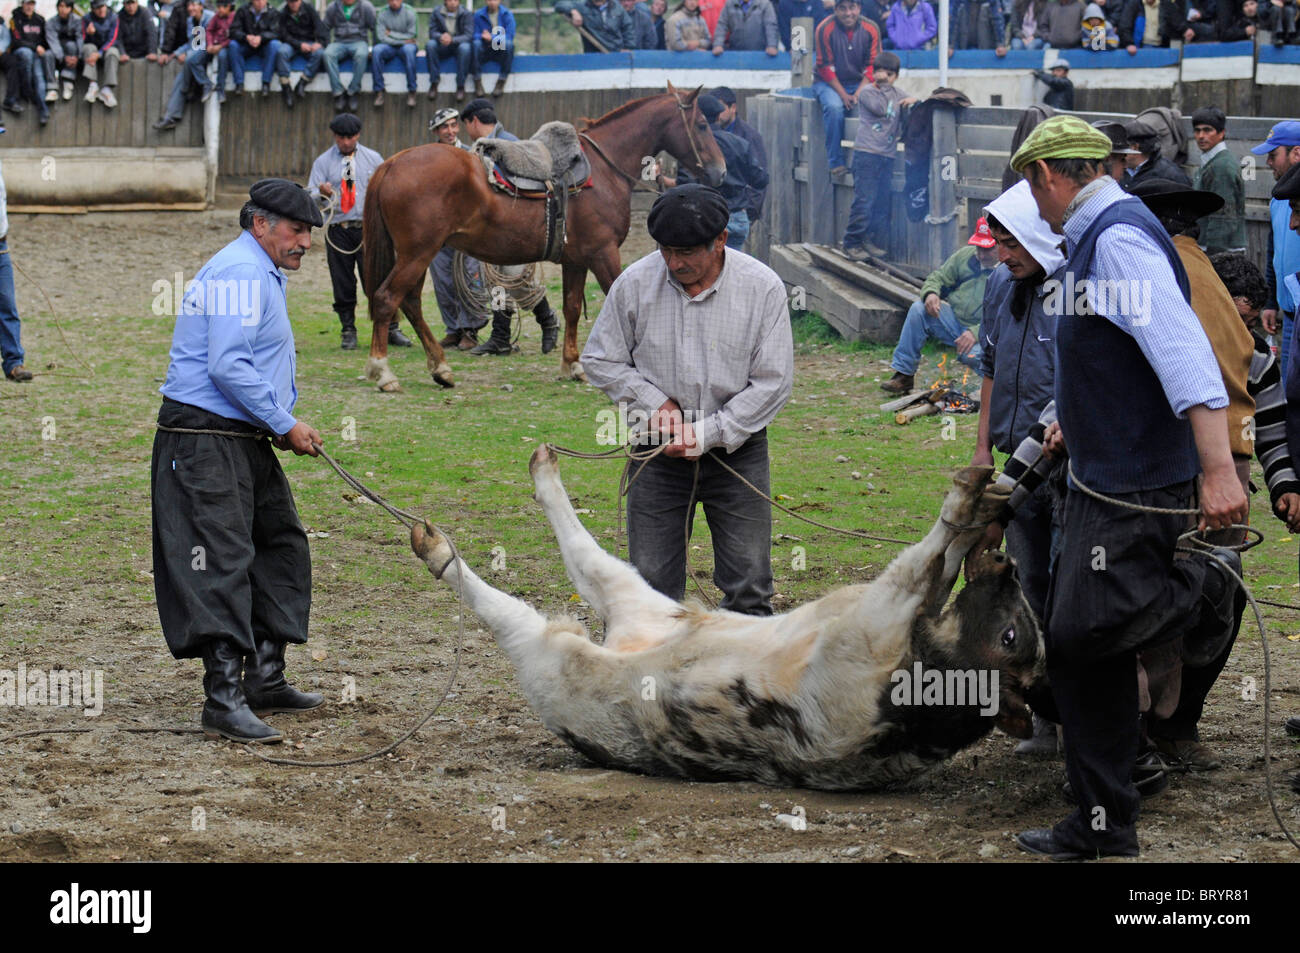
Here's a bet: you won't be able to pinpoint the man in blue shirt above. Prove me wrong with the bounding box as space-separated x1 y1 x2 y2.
152 178 326 745
1252 121 1300 378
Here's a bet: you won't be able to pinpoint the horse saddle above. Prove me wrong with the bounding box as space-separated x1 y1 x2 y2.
474 121 592 263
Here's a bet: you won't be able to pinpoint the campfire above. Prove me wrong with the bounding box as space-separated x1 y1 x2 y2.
882 355 982 424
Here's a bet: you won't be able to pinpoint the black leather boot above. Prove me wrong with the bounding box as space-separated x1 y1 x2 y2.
469 310 513 355
201 641 283 743
534 299 559 355
339 311 358 350
243 639 324 715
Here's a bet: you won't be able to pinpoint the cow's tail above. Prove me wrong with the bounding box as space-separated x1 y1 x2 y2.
361 160 395 300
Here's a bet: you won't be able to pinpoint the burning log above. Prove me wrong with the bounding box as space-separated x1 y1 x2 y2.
895 399 942 424
891 378 981 425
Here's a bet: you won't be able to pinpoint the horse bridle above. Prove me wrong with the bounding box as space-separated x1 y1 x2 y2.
579 93 712 193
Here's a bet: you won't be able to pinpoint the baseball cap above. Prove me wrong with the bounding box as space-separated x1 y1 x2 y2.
1251 120 1300 156
968 217 996 248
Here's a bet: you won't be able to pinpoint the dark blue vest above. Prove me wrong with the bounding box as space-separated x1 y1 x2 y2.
1055 197 1199 493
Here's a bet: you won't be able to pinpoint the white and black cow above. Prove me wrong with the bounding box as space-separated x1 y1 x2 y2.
410 446 1046 791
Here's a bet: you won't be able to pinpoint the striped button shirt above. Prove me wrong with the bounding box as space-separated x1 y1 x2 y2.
580 249 794 454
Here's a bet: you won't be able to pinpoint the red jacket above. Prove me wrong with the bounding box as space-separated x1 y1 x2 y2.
206 10 234 48
814 15 879 87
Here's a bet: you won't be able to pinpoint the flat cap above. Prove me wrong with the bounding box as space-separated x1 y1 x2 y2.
461 98 494 121
1091 120 1141 155
1273 162 1300 202
1124 118 1160 151
696 94 726 123
1050 58 1069 70
1126 177 1224 222
429 107 460 131
1191 106 1226 132
329 113 361 136
647 184 730 248
249 178 323 227
1010 115 1113 173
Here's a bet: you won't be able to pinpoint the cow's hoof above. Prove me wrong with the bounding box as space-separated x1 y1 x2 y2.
430 362 455 388
529 442 559 477
411 520 455 578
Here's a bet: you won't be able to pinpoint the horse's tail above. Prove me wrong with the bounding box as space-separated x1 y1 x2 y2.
361 160 395 300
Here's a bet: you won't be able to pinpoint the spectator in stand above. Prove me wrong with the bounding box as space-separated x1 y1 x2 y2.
813 0 881 178
842 50 915 260
1117 0 1188 50
667 0 714 48
0 21 25 118
713 0 780 53
650 0 670 47
1263 0 1299 43
884 0 937 48
81 0 120 108
1009 0 1048 46
1181 0 1219 39
951 0 1008 52
622 0 660 46
711 85 769 227
1081 1 1120 44
322 0 375 113
1031 59 1072 108
159 0 199 62
1125 117 1192 185
277 0 327 101
426 0 477 102
1217 0 1263 39
44 0 80 104
7 2 48 123
777 0 833 50
372 0 418 108
473 0 516 97
228 0 287 100
880 219 999 394
1191 107 1246 256
116 0 160 67
1039 0 1085 47
151 0 213 129
1252 122 1300 375
555 0 636 52
192 0 235 105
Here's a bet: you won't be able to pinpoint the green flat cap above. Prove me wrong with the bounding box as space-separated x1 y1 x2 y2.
1010 115 1114 173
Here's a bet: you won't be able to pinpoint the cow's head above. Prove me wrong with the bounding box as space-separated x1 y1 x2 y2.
947 549 1046 739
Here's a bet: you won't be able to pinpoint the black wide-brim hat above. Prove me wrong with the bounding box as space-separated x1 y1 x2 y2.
1126 176 1225 221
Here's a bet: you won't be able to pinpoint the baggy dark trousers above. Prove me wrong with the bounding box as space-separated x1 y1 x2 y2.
1041 480 1207 854
326 223 363 324
151 398 312 660
626 430 774 616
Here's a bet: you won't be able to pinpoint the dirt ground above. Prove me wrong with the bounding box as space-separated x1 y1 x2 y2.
1 209 1298 864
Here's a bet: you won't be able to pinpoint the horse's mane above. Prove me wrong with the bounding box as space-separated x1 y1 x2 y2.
577 92 678 132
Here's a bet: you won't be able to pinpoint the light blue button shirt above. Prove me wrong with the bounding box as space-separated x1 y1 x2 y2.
160 230 298 435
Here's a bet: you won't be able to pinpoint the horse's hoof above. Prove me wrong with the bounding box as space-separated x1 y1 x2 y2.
569 360 587 383
378 380 402 393
431 362 455 389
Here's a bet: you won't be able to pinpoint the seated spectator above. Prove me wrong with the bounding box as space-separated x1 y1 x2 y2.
667 0 714 49
884 0 937 49
1263 0 1299 43
1218 0 1263 39
372 0 418 108
1117 0 1187 50
880 218 999 394
193 0 235 105
44 0 80 103
277 0 327 101
322 0 375 112
1081 1 1119 44
1031 58 1072 108
81 0 121 108
1124 117 1192 185
158 0 197 63
473 0 515 97
951 0 1008 51
554 0 636 52
713 0 780 53
1009 0 1047 47
0 21 24 117
1039 0 1084 47
622 0 660 47
776 0 833 51
1191 106 1247 255
649 0 670 47
1181 0 1218 40
426 0 476 102
151 0 213 129
116 0 160 66
842 50 915 259
229 0 288 100
7 0 47 124
813 0 881 177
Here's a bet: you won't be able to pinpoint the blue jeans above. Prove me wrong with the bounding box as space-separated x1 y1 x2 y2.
725 209 749 250
324 39 369 94
425 39 473 88
844 150 891 250
371 42 418 91
275 43 325 81
475 38 514 78
15 47 48 111
0 238 24 376
811 77 858 171
228 38 285 84
185 48 215 91
890 300 983 375
1010 36 1044 48
161 60 194 121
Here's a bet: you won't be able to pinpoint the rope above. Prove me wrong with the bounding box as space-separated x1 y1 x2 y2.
321 199 364 256
451 251 546 315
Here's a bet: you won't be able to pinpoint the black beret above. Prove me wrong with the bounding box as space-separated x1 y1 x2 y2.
1191 106 1226 132
248 178 323 227
709 86 737 106
1274 162 1300 202
696 94 726 124
1126 176 1224 221
461 98 495 122
329 113 361 136
647 184 730 248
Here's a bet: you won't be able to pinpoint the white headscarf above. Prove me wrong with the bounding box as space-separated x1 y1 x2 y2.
984 180 1067 278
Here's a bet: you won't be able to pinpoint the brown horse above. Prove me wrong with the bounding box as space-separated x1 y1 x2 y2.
360 83 727 391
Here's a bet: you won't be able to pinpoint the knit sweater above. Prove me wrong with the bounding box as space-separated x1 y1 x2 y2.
1192 145 1246 255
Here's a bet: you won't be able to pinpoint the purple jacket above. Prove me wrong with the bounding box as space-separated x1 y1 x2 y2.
885 0 936 49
